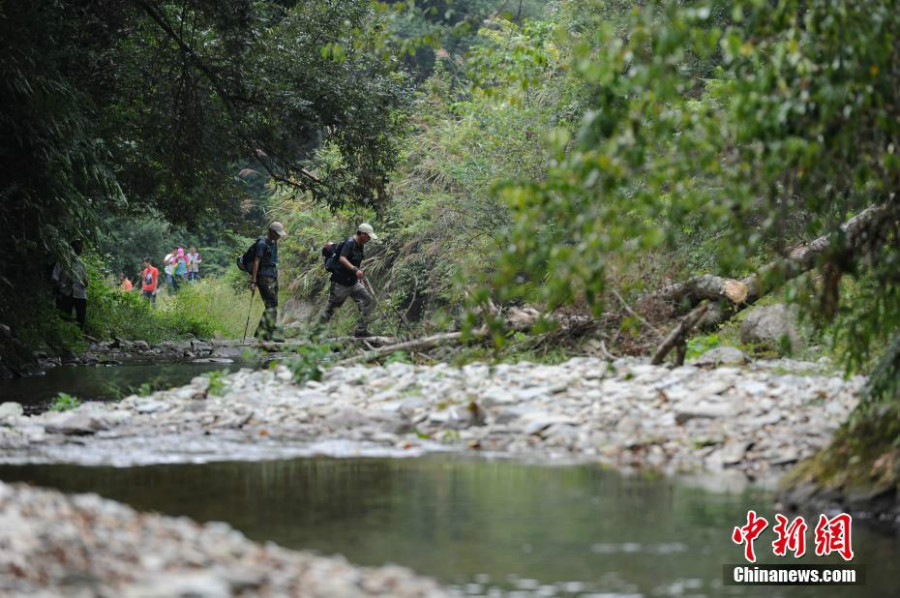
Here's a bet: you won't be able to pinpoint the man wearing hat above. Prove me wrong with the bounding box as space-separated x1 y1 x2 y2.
249 221 287 340
321 223 376 337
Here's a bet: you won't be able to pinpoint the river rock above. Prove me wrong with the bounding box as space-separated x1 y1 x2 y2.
0 355 865 481
519 412 578 436
481 388 518 406
719 440 752 465
191 340 214 355
0 481 451 598
0 402 24 420
740 303 801 354
134 399 169 414
506 305 541 331
691 346 751 367
192 357 235 364
674 402 733 425
44 414 110 436
280 297 315 324
123 572 231 598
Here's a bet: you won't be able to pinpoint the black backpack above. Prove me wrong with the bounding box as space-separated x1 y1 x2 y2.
236 237 266 273
322 239 347 273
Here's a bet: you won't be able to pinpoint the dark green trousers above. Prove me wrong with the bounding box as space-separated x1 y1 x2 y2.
254 275 278 339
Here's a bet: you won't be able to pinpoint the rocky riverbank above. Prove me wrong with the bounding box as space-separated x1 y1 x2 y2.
0 481 449 598
0 355 862 482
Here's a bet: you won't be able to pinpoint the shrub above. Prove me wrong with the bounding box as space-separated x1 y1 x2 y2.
81 257 260 343
49 392 81 412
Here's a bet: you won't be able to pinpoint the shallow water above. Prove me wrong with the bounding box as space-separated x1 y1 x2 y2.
0 360 241 414
1 456 896 597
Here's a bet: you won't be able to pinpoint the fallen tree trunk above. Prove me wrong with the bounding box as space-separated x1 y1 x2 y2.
651 203 891 363
653 275 748 308
253 336 398 351
653 203 888 313
335 332 471 366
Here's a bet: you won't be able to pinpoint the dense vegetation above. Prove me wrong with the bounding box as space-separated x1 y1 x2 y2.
3 1 900 501
1 0 411 363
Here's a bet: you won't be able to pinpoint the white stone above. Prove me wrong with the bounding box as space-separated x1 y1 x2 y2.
0 402 24 419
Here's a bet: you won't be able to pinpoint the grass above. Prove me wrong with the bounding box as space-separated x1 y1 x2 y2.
80 257 263 343
49 392 81 412
203 369 231 396
103 378 169 399
160 277 264 339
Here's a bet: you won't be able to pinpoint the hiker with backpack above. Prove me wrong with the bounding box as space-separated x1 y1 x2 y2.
320 223 376 338
240 222 287 340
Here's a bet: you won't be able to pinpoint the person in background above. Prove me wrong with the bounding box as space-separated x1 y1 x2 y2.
51 240 89 328
187 246 201 281
175 247 188 285
140 257 159 306
119 273 133 292
163 248 178 291
248 222 287 340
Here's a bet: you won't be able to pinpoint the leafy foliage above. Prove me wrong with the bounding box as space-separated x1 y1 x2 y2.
491 0 900 381
282 343 331 384
49 393 82 412
273 17 561 335
203 370 231 397
0 0 411 350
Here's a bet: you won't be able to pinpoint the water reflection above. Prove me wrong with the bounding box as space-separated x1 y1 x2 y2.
0 457 897 597
0 361 240 413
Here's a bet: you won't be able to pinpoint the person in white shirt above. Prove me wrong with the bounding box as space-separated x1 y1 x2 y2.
187 246 201 281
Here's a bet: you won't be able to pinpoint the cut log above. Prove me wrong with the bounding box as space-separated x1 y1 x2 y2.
723 280 748 304
653 274 749 307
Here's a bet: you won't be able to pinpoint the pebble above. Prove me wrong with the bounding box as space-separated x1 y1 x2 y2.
0 358 864 481
0 402 24 420
0 481 449 598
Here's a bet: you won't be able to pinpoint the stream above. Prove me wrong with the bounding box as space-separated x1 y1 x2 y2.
1 361 899 597
1 456 898 597
0 360 242 414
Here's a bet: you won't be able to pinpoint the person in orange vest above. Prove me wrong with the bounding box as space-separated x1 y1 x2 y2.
140 257 159 306
119 273 134 292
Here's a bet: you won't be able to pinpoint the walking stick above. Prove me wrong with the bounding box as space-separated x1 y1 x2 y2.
242 288 256 342
362 277 379 304
364 277 414 336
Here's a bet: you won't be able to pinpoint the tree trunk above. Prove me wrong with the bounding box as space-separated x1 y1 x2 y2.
653 203 888 313
650 203 890 363
336 332 477 365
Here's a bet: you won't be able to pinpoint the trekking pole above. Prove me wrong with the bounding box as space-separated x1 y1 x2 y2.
242 288 256 343
364 277 414 336
362 277 379 304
